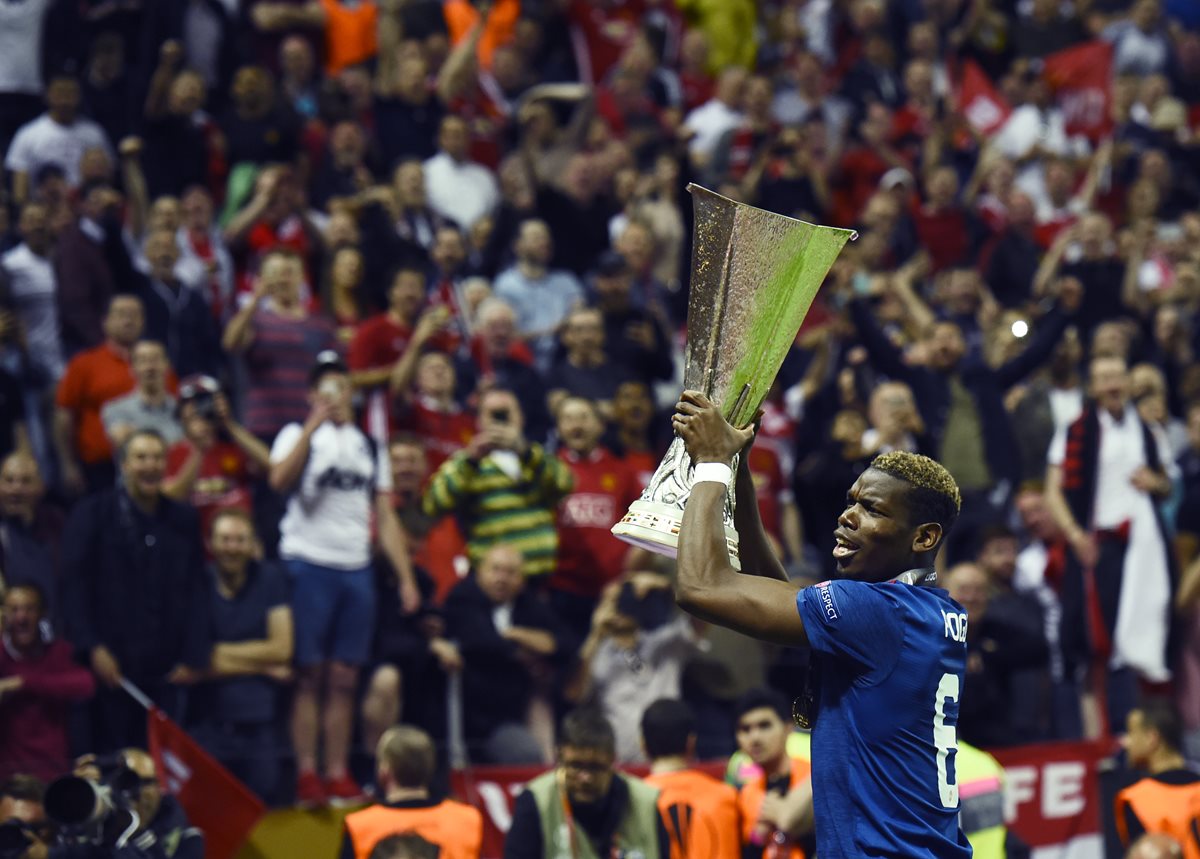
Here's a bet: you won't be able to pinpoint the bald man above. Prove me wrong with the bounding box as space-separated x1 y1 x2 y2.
0 453 61 617
443 544 560 764
945 563 1048 748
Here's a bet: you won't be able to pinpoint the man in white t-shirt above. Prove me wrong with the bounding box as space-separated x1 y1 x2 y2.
422 115 498 230
5 74 112 206
1 202 64 383
269 352 418 808
682 67 746 167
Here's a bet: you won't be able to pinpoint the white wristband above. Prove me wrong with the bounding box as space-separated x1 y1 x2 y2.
693 462 732 487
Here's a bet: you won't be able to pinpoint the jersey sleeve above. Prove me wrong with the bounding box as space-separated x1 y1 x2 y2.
796 580 903 678
269 423 304 464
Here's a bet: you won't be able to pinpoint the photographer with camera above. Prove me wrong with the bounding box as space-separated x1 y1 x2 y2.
0 775 50 859
45 750 201 859
162 377 269 536
269 352 417 807
422 388 573 580
569 574 706 763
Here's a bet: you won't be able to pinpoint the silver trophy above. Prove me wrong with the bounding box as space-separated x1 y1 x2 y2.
611 185 855 569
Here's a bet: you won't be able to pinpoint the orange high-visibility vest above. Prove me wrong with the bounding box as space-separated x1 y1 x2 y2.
1114 776 1200 859
343 799 483 859
646 768 741 859
738 758 812 859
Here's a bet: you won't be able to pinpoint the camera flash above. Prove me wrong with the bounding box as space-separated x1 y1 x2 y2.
1011 320 1029 338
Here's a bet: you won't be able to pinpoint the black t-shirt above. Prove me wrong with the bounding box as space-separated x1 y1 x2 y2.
221 107 302 166
193 561 289 724
374 95 444 169
1059 257 1128 338
1178 487 1200 538
544 359 636 405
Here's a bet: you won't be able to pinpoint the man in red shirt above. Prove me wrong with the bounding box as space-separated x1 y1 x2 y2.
911 166 974 273
611 379 659 489
550 396 641 648
54 294 146 495
348 266 457 443
832 104 911 226
394 352 474 474
0 584 96 782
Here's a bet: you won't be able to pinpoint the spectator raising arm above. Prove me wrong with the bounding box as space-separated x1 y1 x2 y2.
267 400 331 493
249 2 325 31
222 273 272 354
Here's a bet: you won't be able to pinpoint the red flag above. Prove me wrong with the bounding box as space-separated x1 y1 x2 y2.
1043 41 1114 141
956 60 1012 135
146 707 266 859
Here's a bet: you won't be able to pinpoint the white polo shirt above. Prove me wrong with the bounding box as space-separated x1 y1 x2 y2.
271 420 392 570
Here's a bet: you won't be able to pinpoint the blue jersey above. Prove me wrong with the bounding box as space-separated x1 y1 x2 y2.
796 577 973 858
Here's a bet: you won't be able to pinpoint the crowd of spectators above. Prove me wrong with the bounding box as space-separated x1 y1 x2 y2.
0 0 1198 835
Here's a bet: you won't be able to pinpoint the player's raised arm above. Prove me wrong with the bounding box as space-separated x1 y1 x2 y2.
672 391 808 647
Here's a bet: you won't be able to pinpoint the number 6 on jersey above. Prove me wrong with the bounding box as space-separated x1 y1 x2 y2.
933 672 961 808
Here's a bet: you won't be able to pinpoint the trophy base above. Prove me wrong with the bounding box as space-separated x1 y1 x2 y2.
612 499 741 571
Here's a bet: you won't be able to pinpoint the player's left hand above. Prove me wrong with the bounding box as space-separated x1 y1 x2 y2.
672 390 754 465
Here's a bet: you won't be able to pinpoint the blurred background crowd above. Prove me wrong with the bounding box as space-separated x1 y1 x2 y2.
0 0 1198 840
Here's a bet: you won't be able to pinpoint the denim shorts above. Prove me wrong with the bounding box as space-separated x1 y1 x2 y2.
286 558 375 667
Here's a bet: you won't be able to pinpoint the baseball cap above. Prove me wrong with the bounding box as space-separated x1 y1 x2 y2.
308 350 348 387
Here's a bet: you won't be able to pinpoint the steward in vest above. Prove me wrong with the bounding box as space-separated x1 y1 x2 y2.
342 725 483 859
733 690 813 859
641 698 740 859
955 741 1009 859
504 708 669 859
1116 701 1200 858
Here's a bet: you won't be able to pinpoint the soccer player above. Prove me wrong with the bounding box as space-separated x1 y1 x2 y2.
671 390 971 857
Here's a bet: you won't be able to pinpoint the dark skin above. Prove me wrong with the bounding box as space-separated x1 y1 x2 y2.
671 391 944 647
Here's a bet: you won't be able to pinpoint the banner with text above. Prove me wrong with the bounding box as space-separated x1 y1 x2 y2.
450 742 1111 859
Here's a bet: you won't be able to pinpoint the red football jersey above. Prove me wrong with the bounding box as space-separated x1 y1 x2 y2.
746 444 788 544
396 396 476 473
552 447 641 598
165 441 254 537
